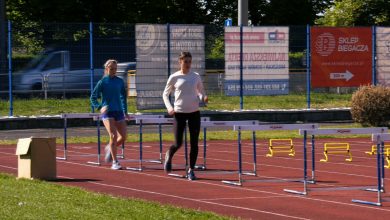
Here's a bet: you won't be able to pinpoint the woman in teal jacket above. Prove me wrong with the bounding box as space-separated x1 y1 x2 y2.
91 59 130 170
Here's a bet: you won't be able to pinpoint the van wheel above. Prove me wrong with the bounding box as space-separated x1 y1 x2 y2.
32 83 44 97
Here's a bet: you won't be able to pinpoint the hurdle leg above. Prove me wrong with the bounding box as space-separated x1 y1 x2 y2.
195 127 207 170
117 142 125 159
352 142 382 206
385 148 390 168
159 124 163 162
222 127 242 186
126 120 143 171
87 118 101 166
346 147 353 162
57 117 67 160
266 139 274 157
309 135 316 184
284 131 308 195
143 123 164 164
320 150 329 162
381 143 385 192
243 131 257 176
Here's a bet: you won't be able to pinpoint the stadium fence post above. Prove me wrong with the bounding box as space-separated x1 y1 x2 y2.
239 24 243 110
306 24 311 109
372 25 377 85
7 20 13 116
89 22 95 112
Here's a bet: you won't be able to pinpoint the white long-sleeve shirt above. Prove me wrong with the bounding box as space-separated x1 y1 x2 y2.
162 70 206 113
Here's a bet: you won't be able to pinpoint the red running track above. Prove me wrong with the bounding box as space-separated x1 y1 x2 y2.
1 138 390 219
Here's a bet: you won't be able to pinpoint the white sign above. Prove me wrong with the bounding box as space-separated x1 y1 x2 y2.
136 24 205 110
224 26 289 96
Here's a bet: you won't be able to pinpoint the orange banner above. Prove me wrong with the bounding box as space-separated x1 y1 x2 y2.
311 27 372 87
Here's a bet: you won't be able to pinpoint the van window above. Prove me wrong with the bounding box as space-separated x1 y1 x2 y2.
42 53 62 71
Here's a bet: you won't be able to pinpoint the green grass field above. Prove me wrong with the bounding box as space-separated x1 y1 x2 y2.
0 93 351 116
0 173 230 220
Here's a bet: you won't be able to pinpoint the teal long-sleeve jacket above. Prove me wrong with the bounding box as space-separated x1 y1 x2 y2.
90 75 128 113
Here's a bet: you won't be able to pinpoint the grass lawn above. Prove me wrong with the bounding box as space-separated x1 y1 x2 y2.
0 93 351 116
0 173 230 220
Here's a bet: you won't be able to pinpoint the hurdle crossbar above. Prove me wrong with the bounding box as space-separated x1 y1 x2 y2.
224 123 318 187
285 127 388 207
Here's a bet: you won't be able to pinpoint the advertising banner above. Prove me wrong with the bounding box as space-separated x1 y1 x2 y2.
376 27 390 86
224 26 289 96
136 24 204 109
311 27 372 87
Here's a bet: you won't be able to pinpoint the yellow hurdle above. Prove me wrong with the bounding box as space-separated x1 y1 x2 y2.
366 144 390 168
267 139 295 157
320 143 352 162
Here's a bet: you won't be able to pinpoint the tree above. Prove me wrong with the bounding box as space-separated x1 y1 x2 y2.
263 0 333 25
316 0 390 26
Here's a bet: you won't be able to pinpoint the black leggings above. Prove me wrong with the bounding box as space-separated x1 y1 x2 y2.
169 111 200 169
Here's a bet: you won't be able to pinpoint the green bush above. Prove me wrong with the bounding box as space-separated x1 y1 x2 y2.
351 85 390 126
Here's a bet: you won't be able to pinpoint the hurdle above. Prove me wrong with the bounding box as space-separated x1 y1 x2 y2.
197 120 259 172
125 117 210 172
267 138 295 157
366 144 390 168
352 133 390 206
320 142 353 162
167 120 260 179
58 113 163 166
284 127 388 205
57 113 103 165
224 124 318 186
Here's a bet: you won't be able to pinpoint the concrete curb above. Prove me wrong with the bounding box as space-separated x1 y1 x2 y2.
0 108 352 130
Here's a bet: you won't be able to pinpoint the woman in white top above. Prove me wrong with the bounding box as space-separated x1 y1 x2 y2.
162 51 208 180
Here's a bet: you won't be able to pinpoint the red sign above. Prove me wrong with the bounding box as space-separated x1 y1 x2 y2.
311 27 372 87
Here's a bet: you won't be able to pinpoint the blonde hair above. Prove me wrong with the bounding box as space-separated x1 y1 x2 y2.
103 59 118 74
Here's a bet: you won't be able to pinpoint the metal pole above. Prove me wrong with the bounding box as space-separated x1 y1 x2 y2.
306 24 311 109
64 118 68 159
0 0 6 94
167 23 172 104
311 135 315 182
303 131 308 194
8 20 13 116
139 120 143 170
372 26 377 85
159 124 163 162
380 141 385 191
238 0 248 26
97 117 101 165
184 125 188 168
238 127 243 185
239 25 244 110
252 131 257 175
89 22 94 112
203 127 207 169
376 143 382 203
167 23 171 78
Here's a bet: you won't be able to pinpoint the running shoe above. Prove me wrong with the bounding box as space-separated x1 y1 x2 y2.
111 161 122 170
164 149 172 172
187 169 197 181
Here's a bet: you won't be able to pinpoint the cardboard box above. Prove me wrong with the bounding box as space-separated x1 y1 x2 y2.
15 137 57 180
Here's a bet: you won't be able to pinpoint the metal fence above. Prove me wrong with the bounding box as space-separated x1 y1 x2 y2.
0 22 388 116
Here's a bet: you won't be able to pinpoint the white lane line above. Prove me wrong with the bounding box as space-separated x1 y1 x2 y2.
199 195 288 201
57 175 311 220
0 150 389 214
